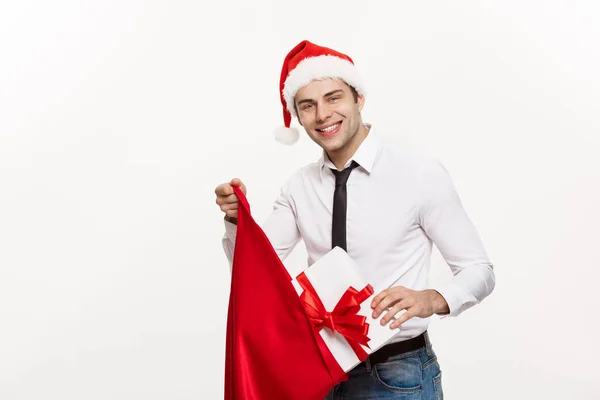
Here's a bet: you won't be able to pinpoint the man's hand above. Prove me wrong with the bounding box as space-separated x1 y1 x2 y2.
370 286 450 329
215 178 247 224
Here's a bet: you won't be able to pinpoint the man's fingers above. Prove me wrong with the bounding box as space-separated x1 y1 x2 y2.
220 202 239 212
371 286 408 309
215 183 234 196
380 299 412 326
216 178 245 194
370 289 388 309
215 179 245 220
389 309 415 328
216 193 239 206
230 178 247 194
371 287 410 318
371 292 404 319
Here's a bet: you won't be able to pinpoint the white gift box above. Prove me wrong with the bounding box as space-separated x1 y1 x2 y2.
291 247 399 373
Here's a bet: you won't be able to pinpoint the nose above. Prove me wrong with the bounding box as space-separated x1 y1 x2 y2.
316 104 333 124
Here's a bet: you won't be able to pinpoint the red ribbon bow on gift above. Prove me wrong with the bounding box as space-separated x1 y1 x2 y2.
296 271 374 361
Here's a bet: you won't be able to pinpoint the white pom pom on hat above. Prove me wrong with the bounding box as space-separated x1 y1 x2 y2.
276 40 365 145
274 126 300 145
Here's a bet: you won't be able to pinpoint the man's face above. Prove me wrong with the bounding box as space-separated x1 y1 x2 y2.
294 78 365 154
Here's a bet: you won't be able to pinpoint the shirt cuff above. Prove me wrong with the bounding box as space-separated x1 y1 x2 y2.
430 282 477 318
224 218 237 241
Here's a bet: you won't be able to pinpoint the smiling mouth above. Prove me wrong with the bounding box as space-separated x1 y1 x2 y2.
316 122 341 134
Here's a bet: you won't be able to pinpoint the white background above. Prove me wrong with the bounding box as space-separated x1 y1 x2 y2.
1 1 599 399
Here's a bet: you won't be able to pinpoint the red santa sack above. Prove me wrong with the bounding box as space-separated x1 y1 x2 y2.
224 186 348 399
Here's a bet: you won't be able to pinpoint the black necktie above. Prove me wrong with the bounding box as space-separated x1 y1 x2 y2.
331 161 359 251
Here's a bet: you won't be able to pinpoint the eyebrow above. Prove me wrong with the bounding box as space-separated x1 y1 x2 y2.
296 89 344 106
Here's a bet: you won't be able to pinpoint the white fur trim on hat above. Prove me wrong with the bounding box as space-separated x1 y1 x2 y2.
282 55 365 117
274 126 300 145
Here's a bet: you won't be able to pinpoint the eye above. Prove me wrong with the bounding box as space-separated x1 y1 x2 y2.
329 96 340 102
301 104 313 110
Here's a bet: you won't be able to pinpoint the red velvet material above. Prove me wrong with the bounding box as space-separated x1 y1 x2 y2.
224 186 347 400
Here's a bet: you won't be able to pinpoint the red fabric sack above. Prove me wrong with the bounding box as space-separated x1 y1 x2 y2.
224 186 347 400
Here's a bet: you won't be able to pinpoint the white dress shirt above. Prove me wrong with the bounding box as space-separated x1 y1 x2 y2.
222 124 495 343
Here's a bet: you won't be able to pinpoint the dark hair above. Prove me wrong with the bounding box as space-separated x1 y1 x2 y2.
348 85 359 102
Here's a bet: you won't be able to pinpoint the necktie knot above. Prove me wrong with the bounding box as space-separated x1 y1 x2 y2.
332 161 359 187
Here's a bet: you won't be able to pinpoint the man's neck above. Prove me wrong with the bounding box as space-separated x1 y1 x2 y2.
327 124 370 170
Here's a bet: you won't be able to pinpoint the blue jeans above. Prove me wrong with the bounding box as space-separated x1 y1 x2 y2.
324 333 443 399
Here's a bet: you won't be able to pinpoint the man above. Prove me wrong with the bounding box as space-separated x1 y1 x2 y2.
215 40 495 399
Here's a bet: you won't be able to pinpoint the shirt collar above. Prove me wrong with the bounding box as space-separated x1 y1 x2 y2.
319 123 382 179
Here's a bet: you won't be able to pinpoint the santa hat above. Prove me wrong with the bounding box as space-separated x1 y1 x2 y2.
275 40 366 145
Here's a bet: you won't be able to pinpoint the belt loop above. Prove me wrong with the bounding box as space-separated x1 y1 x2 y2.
424 331 433 357
364 356 372 372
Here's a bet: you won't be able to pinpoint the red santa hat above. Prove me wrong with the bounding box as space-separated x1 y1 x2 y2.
275 40 366 145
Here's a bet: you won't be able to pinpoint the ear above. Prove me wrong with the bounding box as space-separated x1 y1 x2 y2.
357 94 365 112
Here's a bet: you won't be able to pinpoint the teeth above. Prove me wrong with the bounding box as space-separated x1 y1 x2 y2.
321 123 339 132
